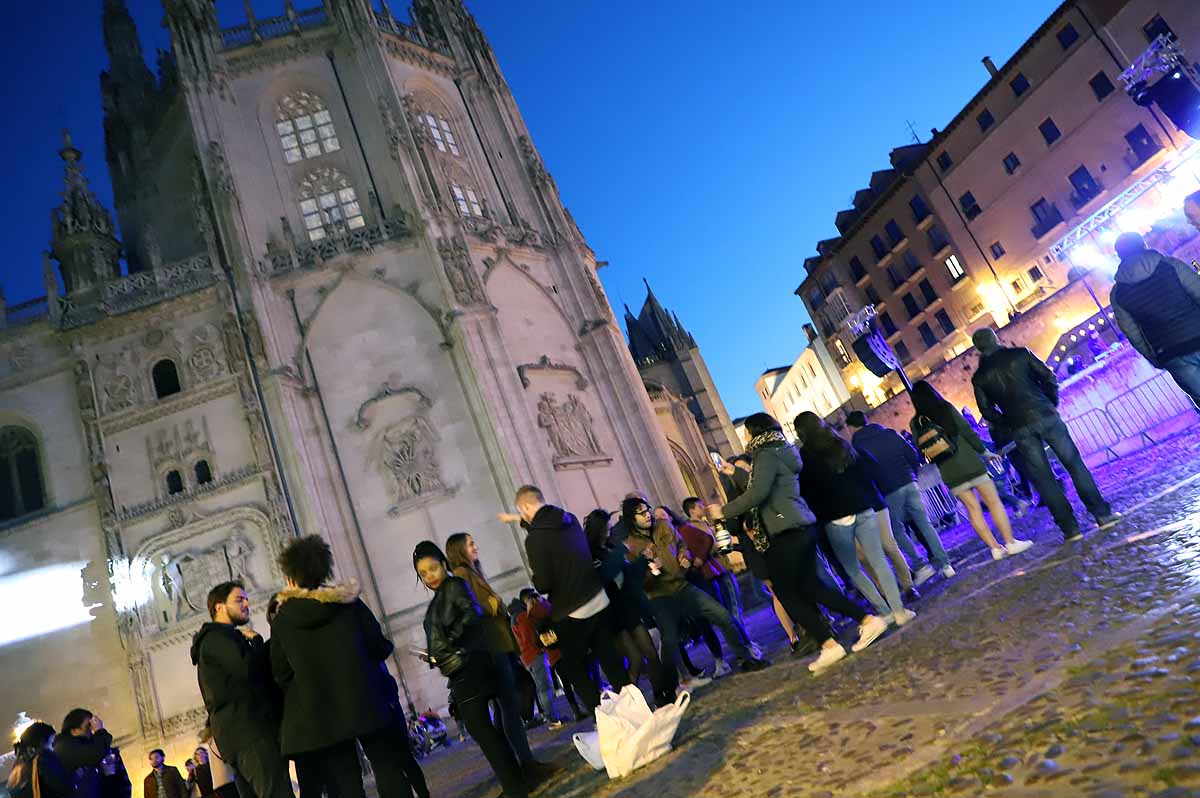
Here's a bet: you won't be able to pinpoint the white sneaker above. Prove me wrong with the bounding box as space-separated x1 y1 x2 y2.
1005 539 1034 556
679 675 712 692
991 547 1007 561
711 659 732 679
913 565 936 585
893 608 917 627
808 643 847 673
940 564 957 578
851 615 890 652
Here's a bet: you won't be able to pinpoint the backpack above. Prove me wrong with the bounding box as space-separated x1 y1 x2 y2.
914 415 958 464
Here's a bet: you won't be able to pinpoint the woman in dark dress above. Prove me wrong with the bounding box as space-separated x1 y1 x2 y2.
414 541 529 798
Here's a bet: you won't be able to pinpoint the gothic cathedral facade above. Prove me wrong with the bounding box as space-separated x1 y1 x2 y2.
0 0 689 772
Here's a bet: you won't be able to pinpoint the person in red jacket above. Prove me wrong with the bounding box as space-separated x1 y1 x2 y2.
678 498 759 659
512 589 587 726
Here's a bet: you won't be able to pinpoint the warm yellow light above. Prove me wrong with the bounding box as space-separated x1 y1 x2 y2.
849 375 861 387
1054 315 1072 331
12 712 35 743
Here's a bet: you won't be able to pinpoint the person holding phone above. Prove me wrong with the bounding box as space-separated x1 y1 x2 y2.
414 540 530 798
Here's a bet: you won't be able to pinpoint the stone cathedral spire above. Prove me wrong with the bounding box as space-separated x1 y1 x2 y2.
49 130 122 296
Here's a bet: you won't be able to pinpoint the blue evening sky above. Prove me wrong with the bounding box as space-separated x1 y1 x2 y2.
2 0 1057 417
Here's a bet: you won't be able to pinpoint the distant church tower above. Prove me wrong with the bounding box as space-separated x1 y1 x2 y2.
625 281 742 456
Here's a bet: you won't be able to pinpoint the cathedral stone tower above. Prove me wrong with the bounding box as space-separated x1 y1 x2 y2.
0 0 688 775
625 281 743 457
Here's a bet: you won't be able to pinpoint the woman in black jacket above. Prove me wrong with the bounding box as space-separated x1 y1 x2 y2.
415 540 529 798
269 535 429 798
794 412 913 630
8 722 74 798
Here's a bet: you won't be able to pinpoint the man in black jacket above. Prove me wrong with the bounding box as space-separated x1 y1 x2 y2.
55 709 126 798
1111 231 1200 407
506 484 630 710
847 412 953 583
270 535 429 798
972 329 1119 542
191 581 293 798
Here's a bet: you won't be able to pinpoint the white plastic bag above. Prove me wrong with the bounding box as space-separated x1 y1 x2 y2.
572 730 606 770
595 685 691 779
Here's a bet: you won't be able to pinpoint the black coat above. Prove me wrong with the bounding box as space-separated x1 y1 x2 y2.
10 752 75 798
973 346 1060 430
190 623 281 758
851 424 921 495
798 450 886 523
523 505 605 621
269 583 399 756
422 576 495 704
53 730 114 798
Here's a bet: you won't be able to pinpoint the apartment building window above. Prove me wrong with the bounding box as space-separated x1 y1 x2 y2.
1011 275 1029 295
1003 152 1021 175
1039 117 1062 146
959 191 982 220
849 256 867 281
834 339 853 367
1011 73 1031 97
870 235 889 261
918 323 938 348
977 108 995 132
1030 197 1063 238
1056 23 1080 50
1069 165 1102 208
895 341 912 365
990 241 1006 259
879 311 899 337
918 278 938 305
884 219 905 247
865 284 881 305
945 254 966 282
928 226 950 254
1028 265 1045 283
1125 123 1159 165
819 271 840 296
903 251 922 278
935 309 956 337
1143 14 1175 43
902 293 920 319
910 195 931 223
936 151 953 172
886 264 904 289
1090 72 1115 101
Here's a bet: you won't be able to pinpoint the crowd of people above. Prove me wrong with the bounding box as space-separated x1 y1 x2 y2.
5 331 1128 798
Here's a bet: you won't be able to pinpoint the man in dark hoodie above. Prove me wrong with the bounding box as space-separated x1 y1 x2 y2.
1111 231 1200 408
972 328 1119 543
846 411 954 584
191 581 293 798
269 535 429 798
54 709 127 798
504 484 630 711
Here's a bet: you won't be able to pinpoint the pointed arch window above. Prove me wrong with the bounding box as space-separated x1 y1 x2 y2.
299 168 366 242
152 359 182 399
276 92 341 164
194 460 213 486
451 183 484 218
165 470 184 496
0 427 46 522
422 113 460 155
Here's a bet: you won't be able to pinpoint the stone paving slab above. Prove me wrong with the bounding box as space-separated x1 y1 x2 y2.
417 428 1200 798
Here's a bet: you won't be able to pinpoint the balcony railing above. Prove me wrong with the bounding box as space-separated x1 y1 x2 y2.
1031 204 1065 239
1070 182 1103 210
1124 142 1162 171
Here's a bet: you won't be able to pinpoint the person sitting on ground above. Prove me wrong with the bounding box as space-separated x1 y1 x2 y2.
911 380 1034 561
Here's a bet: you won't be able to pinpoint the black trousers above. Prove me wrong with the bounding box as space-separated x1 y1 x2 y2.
229 737 294 798
293 721 429 798
458 695 528 798
553 605 631 710
766 527 865 644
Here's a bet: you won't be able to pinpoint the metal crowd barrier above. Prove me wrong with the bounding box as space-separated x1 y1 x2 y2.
1064 372 1197 461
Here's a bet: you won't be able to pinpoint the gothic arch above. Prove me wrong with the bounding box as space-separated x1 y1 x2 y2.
667 439 701 500
482 251 574 332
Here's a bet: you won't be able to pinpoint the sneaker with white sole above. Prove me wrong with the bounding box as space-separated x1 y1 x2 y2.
913 564 935 586
711 659 732 679
893 608 917 626
1005 539 1034 555
808 643 847 673
851 615 890 652
991 547 1007 561
940 564 956 578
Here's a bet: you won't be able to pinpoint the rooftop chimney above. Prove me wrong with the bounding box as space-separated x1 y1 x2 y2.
982 56 999 78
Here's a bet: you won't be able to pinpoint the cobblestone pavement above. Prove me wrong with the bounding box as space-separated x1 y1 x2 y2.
417 428 1200 798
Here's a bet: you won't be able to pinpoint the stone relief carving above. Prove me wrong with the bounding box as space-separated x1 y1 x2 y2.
437 236 486 305
537 392 608 465
92 321 228 416
189 323 225 381
148 417 212 479
371 415 452 516
97 349 142 414
354 374 433 430
518 135 553 188
205 141 236 198
150 530 257 627
517 355 589 390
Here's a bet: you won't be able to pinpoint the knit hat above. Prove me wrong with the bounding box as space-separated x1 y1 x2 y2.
412 540 448 572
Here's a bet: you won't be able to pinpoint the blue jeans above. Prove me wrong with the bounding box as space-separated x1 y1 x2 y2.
525 653 564 723
1013 414 1111 535
1164 352 1200 409
884 482 949 569
651 584 752 681
704 572 754 648
823 509 905 616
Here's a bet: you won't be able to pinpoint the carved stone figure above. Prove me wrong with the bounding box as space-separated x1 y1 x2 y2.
375 416 447 515
537 392 604 460
437 237 485 305
149 532 259 627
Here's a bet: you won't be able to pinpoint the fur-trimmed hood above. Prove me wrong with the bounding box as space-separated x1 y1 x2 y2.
270 581 362 630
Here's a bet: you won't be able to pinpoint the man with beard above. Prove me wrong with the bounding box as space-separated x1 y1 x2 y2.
191 581 293 798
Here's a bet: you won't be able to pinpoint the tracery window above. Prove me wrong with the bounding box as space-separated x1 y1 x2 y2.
451 183 484 218
299 168 366 242
422 113 460 156
276 92 341 164
0 427 45 522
